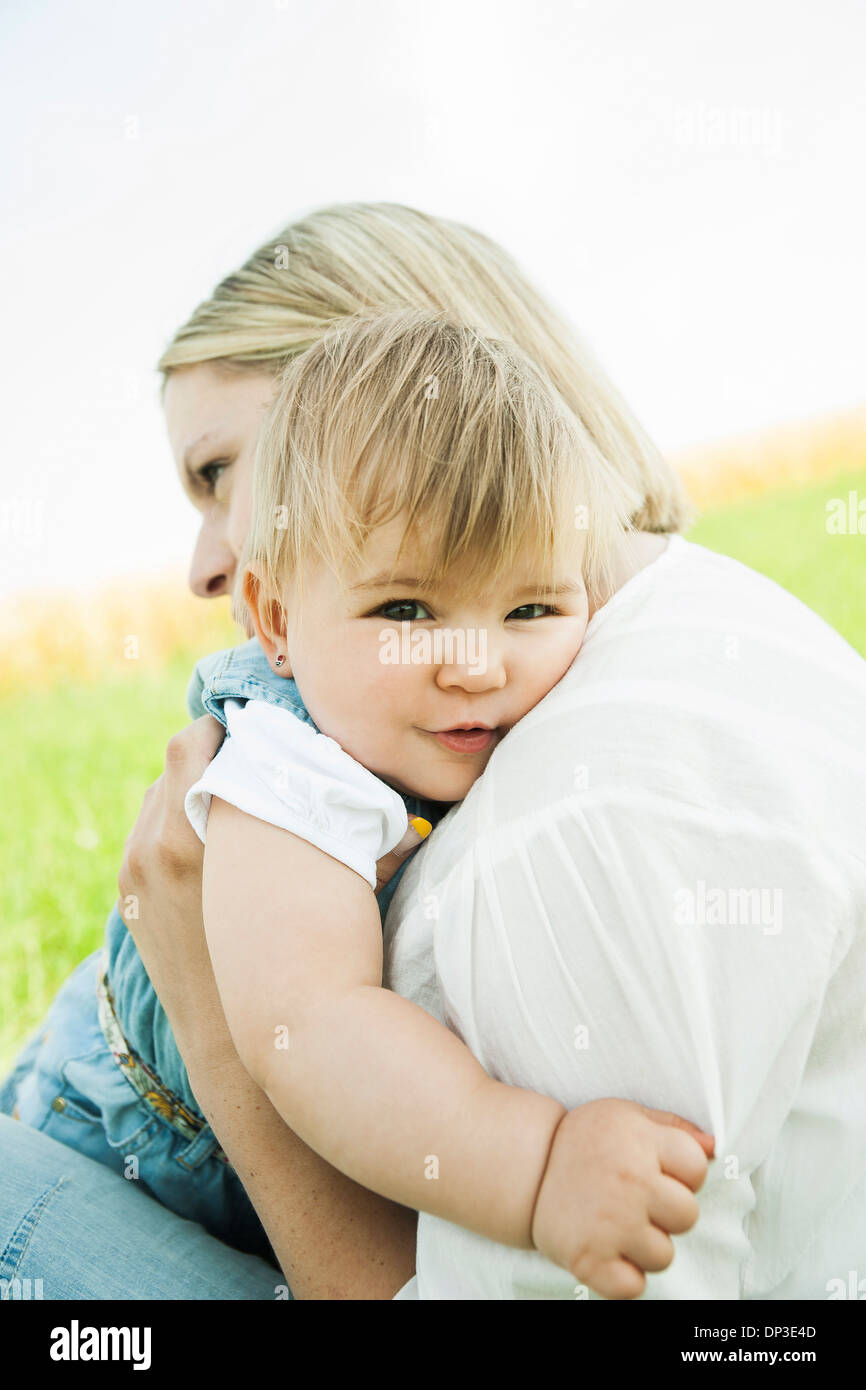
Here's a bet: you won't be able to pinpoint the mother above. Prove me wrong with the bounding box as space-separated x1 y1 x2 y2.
4 202 864 1301
0 201 687 1300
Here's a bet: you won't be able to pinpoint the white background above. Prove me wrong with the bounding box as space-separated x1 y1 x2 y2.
1 0 864 596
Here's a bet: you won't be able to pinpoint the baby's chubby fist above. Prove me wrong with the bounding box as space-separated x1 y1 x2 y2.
530 1098 713 1300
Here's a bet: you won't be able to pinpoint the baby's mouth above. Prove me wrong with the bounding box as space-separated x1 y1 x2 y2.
428 727 499 754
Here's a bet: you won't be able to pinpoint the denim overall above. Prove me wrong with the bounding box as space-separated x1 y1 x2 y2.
0 638 444 1267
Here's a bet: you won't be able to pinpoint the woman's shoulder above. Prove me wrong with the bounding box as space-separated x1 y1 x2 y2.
458 532 866 873
582 532 866 692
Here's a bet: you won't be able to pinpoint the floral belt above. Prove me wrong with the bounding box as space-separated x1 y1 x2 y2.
95 950 229 1164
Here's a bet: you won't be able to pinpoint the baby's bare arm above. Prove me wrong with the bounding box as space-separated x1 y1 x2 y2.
203 797 566 1249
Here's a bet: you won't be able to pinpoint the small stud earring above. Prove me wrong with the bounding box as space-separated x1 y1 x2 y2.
275 654 286 668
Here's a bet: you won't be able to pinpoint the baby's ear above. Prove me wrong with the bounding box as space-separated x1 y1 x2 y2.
241 565 263 619
242 567 293 677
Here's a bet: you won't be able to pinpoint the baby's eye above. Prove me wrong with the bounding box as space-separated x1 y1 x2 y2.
376 599 433 622
508 603 557 620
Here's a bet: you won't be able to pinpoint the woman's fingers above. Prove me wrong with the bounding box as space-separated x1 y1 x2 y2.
163 714 226 791
119 716 225 903
159 715 226 851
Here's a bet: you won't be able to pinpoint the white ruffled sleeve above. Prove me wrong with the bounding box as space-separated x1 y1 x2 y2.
184 699 410 890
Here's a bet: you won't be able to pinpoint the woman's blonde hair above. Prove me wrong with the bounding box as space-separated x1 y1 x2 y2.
240 309 643 633
159 201 689 535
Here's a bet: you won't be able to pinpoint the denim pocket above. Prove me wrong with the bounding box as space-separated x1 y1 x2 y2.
11 954 162 1166
46 1090 102 1126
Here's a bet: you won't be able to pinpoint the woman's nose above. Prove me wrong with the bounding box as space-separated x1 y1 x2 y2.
188 524 237 599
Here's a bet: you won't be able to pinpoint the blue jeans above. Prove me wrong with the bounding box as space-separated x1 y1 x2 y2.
0 1115 283 1299
1 950 276 1264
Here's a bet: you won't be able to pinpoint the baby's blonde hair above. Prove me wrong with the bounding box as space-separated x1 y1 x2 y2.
239 309 643 635
159 202 689 537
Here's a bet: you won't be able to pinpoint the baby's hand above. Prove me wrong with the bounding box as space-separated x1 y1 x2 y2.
530 1099 713 1299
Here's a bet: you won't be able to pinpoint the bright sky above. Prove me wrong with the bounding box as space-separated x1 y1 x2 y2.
1 0 864 597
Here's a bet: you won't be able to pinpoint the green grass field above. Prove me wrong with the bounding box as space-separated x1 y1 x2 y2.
688 466 866 656
1 466 864 1075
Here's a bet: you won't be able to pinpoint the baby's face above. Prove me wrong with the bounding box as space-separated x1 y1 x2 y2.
276 513 589 802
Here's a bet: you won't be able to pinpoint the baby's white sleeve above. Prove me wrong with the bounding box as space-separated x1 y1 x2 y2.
184 699 410 890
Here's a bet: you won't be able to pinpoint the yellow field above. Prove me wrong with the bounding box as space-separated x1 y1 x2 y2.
0 571 241 695
674 402 866 508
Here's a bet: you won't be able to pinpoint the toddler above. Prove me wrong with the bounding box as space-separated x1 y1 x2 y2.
182 309 713 1298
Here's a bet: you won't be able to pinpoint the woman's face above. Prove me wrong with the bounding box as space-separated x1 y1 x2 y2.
163 363 276 599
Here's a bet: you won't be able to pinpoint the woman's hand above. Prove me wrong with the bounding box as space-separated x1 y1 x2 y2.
117 714 430 1072
117 715 231 1071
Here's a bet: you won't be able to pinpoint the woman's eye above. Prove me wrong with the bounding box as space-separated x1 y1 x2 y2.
376 599 432 622
197 460 230 492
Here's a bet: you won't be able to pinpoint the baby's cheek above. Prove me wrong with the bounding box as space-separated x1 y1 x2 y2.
365 664 416 721
546 624 588 688
327 688 406 771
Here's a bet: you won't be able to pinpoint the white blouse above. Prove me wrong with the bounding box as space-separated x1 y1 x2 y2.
383 536 866 1299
